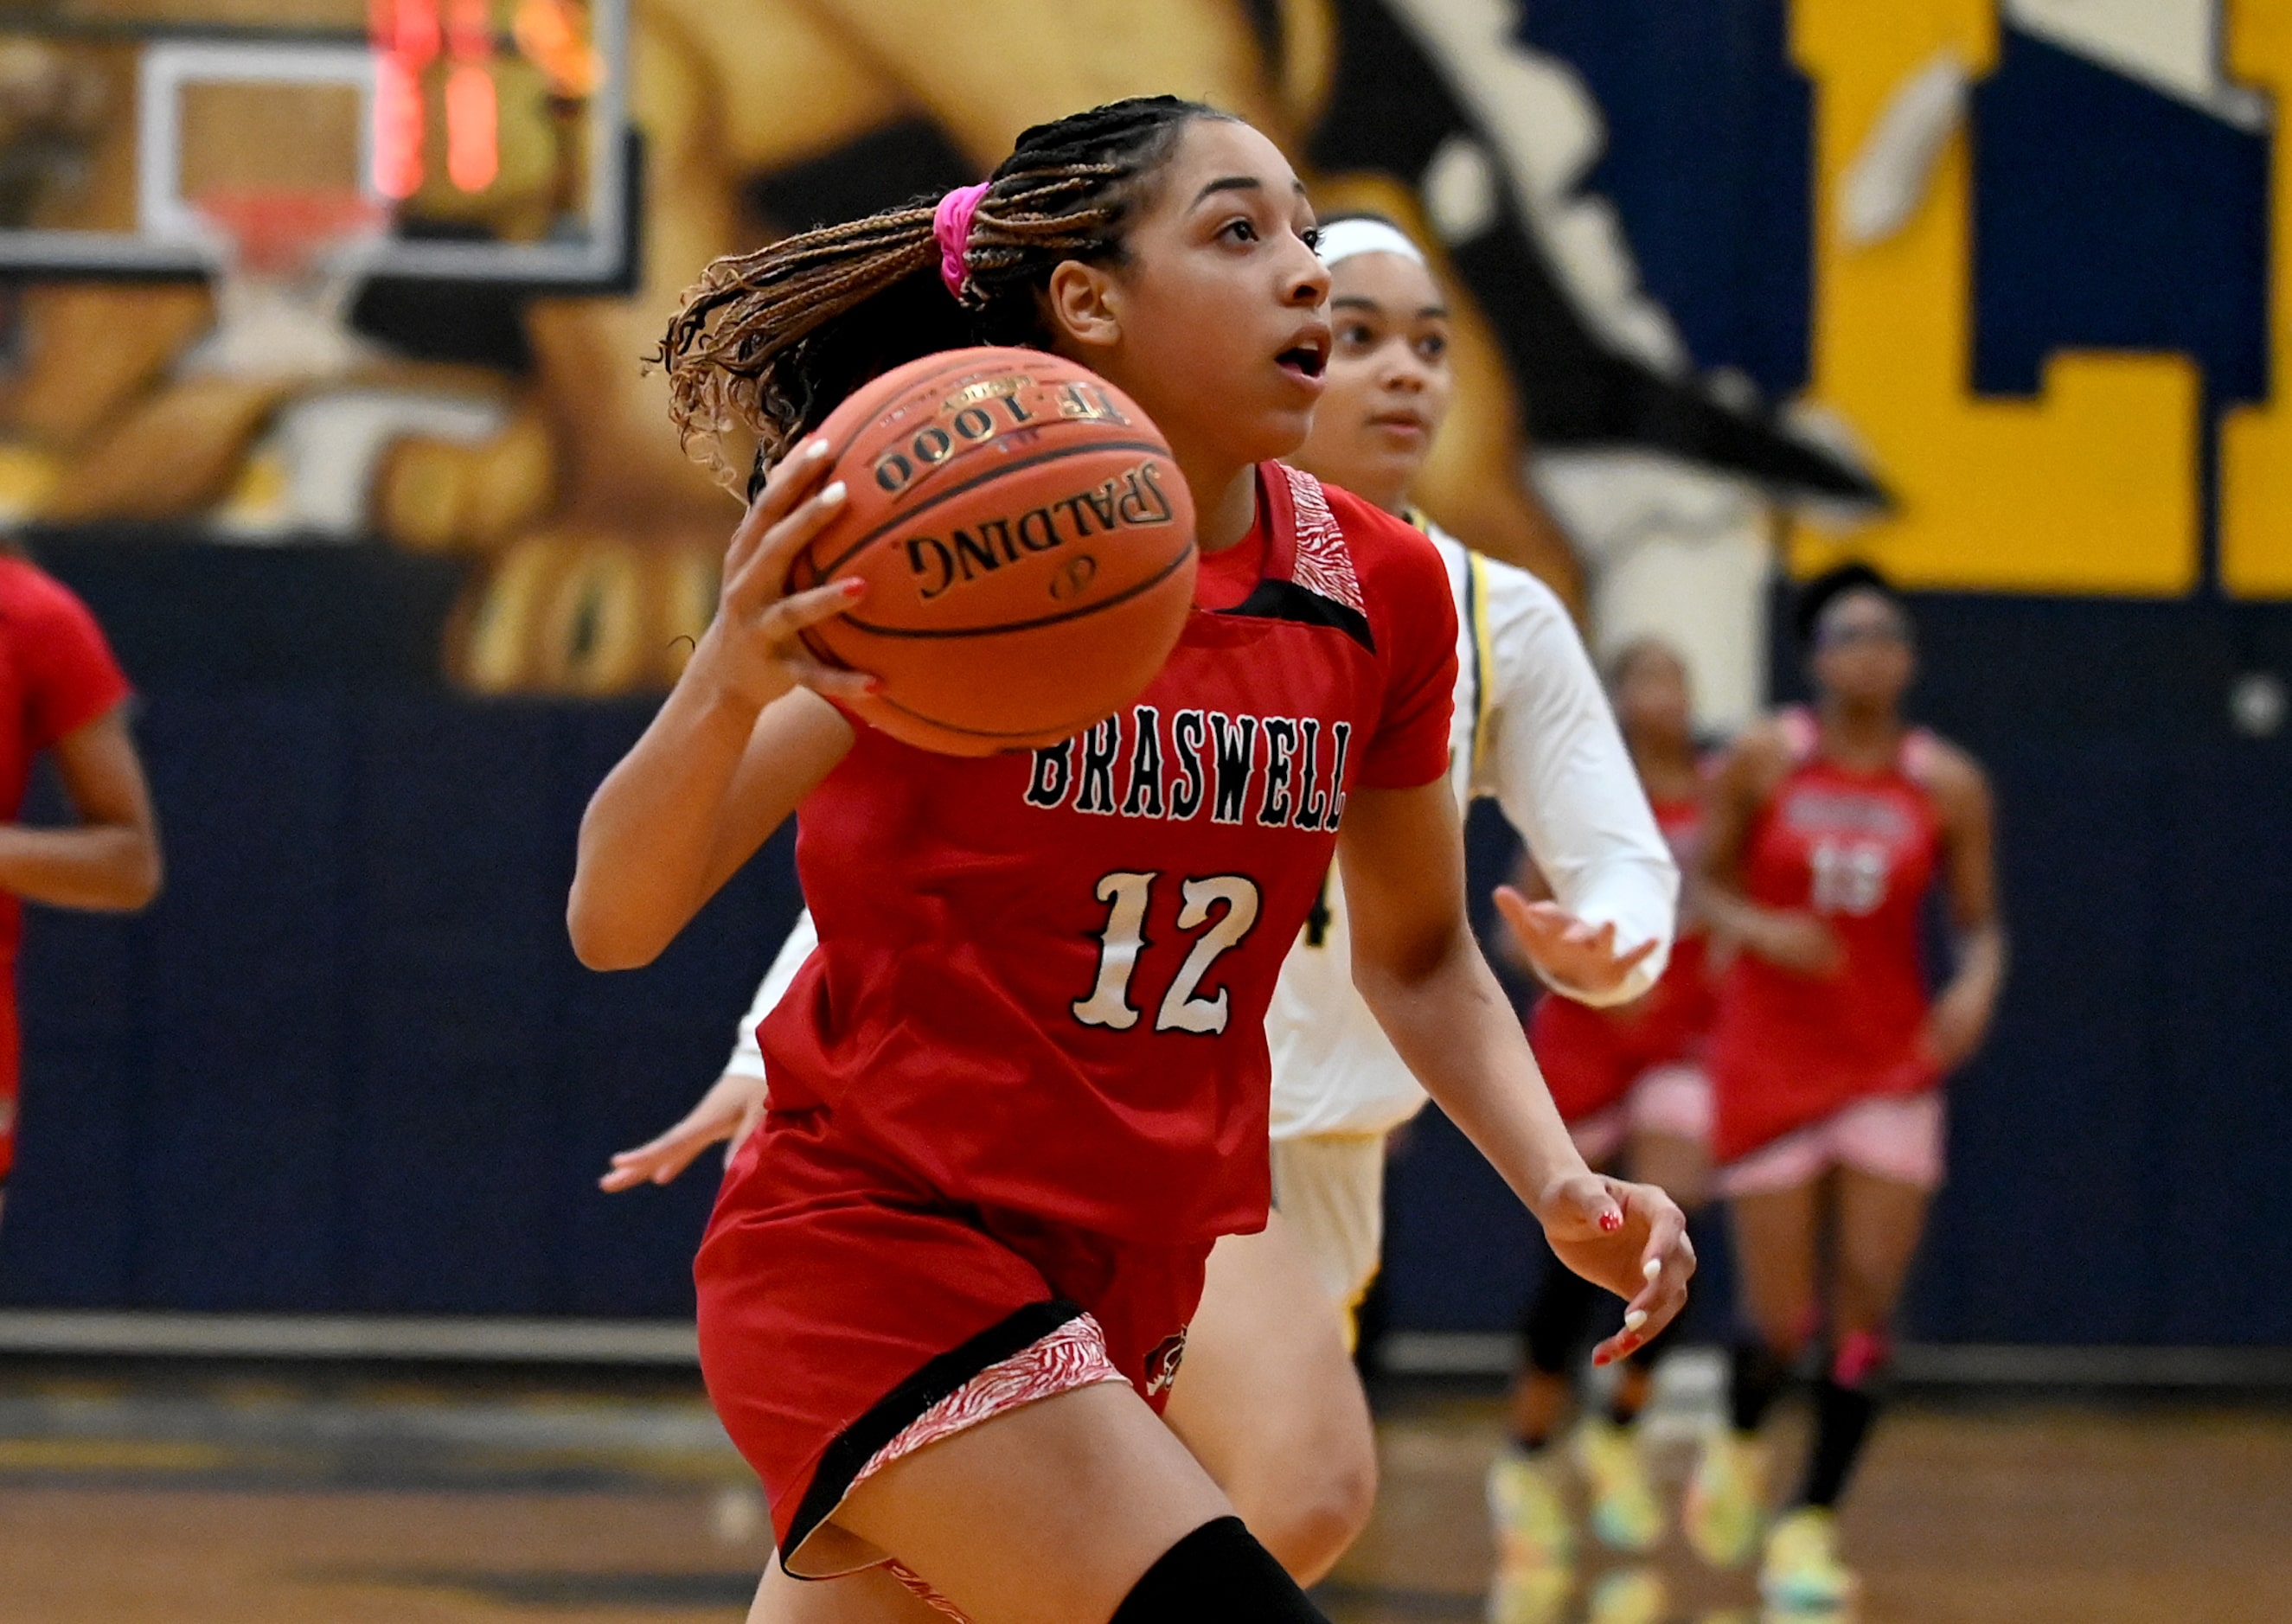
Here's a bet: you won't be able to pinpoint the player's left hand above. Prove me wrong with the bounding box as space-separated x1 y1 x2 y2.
1535 1173 1694 1366
599 1071 768 1192
1494 886 1660 1001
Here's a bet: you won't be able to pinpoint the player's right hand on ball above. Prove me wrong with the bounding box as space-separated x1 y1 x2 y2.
690 437 875 712
1536 1173 1694 1367
599 1071 769 1192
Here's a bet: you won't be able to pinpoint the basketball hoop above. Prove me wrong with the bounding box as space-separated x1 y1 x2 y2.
181 187 389 380
198 187 386 279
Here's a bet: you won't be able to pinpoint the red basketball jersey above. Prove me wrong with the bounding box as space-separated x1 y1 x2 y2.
0 556 133 957
0 555 133 1178
752 464 1459 1244
1532 790 1716 1123
1709 709 1944 1161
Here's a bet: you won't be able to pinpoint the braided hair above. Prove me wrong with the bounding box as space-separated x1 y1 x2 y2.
658 96 1236 486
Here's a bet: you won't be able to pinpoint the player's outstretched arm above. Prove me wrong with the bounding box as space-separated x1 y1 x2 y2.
0 705 161 912
1339 777 1693 1363
569 442 867 971
1480 567 1676 1005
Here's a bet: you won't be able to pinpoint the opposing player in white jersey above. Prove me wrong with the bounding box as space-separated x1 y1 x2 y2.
604 215 1678 1587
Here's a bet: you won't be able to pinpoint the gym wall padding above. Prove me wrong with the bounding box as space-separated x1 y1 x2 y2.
6 649 797 1320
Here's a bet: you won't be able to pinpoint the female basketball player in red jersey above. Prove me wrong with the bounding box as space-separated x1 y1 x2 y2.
1685 562 2003 1611
0 539 163 1238
1491 638 1715 1576
569 99 1691 1624
602 212 1679 1611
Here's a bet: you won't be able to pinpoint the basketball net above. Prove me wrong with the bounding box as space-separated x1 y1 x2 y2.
180 188 387 380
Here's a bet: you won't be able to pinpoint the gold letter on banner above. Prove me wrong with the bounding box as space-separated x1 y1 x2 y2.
1793 0 2199 594
2224 0 2292 597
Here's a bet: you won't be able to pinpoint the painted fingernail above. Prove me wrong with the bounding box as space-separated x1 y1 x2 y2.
1644 1257 1662 1280
841 577 868 595
806 437 831 457
1598 1209 1623 1233
819 481 847 505
1623 1309 1649 1333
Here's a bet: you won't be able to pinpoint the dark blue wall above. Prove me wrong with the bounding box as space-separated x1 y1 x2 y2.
1521 0 1813 398
5 675 801 1320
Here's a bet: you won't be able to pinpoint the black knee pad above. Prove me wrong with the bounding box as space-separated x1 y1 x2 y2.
1111 1516 1330 1624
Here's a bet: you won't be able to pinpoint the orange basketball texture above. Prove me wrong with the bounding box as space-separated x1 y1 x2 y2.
789 348 1199 755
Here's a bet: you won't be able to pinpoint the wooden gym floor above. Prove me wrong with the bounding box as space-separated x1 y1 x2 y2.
0 1365 2286 1624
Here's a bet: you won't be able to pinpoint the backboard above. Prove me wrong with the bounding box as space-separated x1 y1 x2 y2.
0 0 631 286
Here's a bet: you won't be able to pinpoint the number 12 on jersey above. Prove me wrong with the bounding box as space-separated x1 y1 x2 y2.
1073 871 1263 1035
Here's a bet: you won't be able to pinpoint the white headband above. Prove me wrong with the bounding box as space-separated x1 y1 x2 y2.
1315 216 1427 268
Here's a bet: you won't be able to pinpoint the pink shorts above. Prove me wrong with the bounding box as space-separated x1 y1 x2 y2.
1717 1091 1946 1199
1569 1064 1713 1167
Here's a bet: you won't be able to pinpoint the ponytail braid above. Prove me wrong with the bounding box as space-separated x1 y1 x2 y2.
658 95 1234 483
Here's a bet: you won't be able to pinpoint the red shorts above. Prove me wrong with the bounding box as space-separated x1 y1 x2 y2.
695 1106 1212 1577
1530 982 1707 1128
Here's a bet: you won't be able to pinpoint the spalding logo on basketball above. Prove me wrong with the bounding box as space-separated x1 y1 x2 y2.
789 346 1200 756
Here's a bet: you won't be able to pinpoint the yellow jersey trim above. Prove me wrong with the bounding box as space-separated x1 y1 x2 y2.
1466 551 1497 777
1405 508 1495 783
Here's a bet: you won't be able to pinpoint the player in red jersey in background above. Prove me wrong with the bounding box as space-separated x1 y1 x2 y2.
1685 563 2003 1612
569 99 1692 1624
1488 638 1715 1602
0 538 163 1237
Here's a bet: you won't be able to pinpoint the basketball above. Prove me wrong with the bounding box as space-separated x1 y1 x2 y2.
787 346 1199 755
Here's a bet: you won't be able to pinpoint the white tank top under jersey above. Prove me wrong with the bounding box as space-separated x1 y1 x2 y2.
724 521 1677 1142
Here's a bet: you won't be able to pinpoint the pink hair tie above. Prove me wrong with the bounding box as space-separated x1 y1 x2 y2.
933 182 990 301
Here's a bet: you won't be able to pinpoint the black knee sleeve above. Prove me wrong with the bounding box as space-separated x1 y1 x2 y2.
1728 1339 1794 1434
1798 1332 1893 1509
1521 1250 1603 1376
1799 1376 1883 1509
1111 1517 1329 1624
